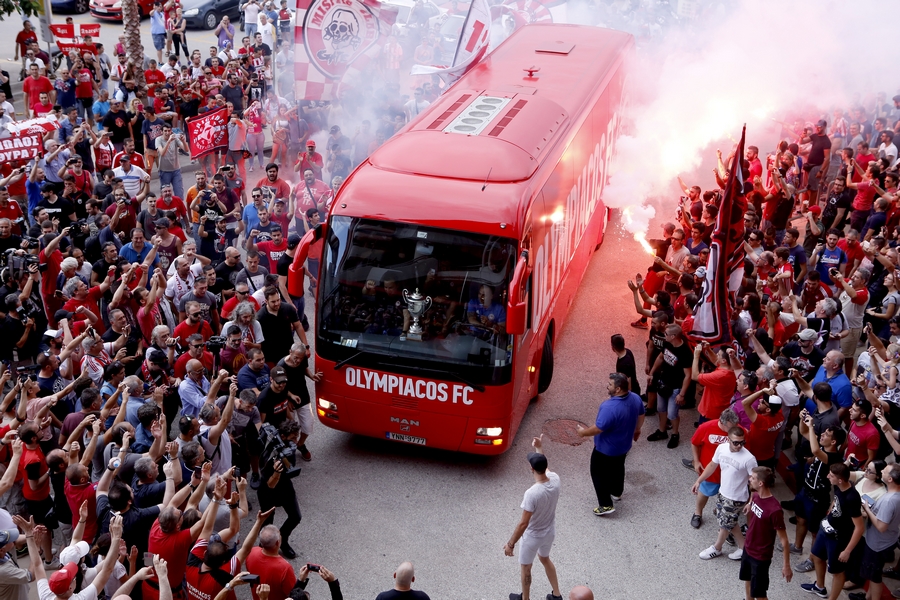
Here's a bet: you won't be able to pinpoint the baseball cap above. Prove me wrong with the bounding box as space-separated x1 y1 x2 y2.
214 215 226 222
808 205 821 215
526 452 547 473
54 309 74 323
329 125 340 134
766 395 783 406
154 218 170 228
271 366 288 384
816 119 827 128
119 154 131 162
59 541 90 565
0 529 19 545
146 348 169 364
48 563 79 595
44 329 62 339
287 233 302 249
273 197 286 204
306 140 316 148
798 328 817 342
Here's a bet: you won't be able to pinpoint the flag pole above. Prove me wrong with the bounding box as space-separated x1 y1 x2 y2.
450 0 478 68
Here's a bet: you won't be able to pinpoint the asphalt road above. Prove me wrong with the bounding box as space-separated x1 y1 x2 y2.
2 12 821 600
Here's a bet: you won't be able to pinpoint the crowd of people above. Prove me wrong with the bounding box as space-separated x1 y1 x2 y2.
611 94 900 600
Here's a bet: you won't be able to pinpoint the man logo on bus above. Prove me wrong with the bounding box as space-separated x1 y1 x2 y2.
303 0 380 78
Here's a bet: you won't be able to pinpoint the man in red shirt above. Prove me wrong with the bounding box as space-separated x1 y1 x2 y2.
846 160 884 234
174 301 215 347
0 184 24 234
291 168 331 230
221 281 260 320
40 226 70 324
174 333 215 378
184 494 270 600
145 60 167 99
245 526 297 600
15 21 38 67
63 272 112 334
746 145 763 182
293 140 323 180
19 421 57 567
144 470 215 600
854 141 876 182
247 226 286 272
255 163 292 205
741 388 785 470
63 418 104 544
685 408 741 529
742 467 793 599
22 64 53 114
692 344 737 424
836 230 866 276
106 186 150 235
846 398 879 468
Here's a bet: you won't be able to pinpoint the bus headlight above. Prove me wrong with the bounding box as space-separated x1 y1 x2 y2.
476 427 503 437
318 398 337 411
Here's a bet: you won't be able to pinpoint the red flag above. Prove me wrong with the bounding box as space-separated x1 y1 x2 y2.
690 126 748 344
292 0 398 100
49 24 74 38
79 24 100 37
186 108 229 160
1 115 60 163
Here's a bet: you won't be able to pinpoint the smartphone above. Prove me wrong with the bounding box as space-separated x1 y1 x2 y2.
849 456 860 469
862 494 874 507
306 564 321 572
192 466 202 478
136 103 144 112
144 552 154 565
233 467 240 480
240 574 260 584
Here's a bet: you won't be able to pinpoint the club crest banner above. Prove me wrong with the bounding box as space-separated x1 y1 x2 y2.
186 108 228 160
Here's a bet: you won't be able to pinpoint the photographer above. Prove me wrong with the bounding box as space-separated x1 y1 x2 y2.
258 418 302 559
2 262 46 366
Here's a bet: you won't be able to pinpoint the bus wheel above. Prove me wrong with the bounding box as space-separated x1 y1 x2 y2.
537 335 554 394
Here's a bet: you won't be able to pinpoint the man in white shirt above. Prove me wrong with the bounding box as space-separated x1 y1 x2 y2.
504 435 563 600
693 427 758 561
877 130 898 168
404 88 430 122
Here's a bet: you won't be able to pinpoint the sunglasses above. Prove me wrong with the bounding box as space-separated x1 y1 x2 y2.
190 344 204 348
730 439 745 446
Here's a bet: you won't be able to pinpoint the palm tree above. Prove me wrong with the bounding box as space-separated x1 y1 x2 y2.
121 0 147 95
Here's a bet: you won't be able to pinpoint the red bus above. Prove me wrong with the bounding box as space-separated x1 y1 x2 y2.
288 23 633 454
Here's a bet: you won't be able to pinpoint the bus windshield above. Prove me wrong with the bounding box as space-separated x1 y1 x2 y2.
317 216 517 386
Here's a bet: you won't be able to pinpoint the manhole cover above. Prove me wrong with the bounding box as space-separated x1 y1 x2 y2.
542 419 589 446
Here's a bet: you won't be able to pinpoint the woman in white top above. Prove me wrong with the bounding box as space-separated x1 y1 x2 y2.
867 271 900 337
850 459 888 502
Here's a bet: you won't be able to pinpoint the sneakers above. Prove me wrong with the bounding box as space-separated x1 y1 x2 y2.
298 445 312 461
682 458 696 471
250 472 262 489
794 558 815 573
44 557 61 570
699 545 722 560
593 506 615 517
647 429 668 442
775 541 802 554
690 514 702 529
546 595 563 600
630 319 648 329
666 433 680 448
509 594 523 600
728 548 743 560
800 582 827 597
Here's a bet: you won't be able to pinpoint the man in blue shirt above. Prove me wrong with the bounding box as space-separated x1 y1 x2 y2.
120 227 159 280
577 372 645 516
808 350 853 413
810 229 847 290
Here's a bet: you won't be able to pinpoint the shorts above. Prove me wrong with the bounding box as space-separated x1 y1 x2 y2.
698 480 720 498
715 494 746 530
152 33 167 50
226 149 245 164
859 542 895 584
840 327 863 364
811 531 850 574
804 164 823 191
296 401 314 436
739 552 771 598
518 531 554 565
25 496 58 530
794 489 828 532
79 97 93 111
656 387 681 421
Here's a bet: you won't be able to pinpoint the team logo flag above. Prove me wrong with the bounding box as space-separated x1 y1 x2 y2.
186 108 229 160
691 126 748 344
410 0 492 86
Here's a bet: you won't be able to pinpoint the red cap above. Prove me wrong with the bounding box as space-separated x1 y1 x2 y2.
808 205 821 215
48 563 79 595
306 140 316 148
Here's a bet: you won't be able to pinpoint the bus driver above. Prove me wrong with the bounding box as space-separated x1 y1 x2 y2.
467 284 506 337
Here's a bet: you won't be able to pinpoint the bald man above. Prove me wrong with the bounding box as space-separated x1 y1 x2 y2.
569 587 593 600
375 562 430 600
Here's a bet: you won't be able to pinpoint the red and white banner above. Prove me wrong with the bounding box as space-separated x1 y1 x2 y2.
293 0 398 100
186 108 228 160
79 24 100 37
56 42 98 55
690 126 748 345
49 24 74 38
410 0 491 86
1 115 60 163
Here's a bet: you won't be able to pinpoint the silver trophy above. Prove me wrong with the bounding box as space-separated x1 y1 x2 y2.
403 288 432 341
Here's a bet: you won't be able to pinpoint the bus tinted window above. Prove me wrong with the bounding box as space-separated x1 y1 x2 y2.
317 216 516 385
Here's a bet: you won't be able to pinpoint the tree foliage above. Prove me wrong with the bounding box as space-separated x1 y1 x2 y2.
1 0 43 18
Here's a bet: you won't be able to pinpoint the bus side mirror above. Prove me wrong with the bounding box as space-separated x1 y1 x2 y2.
506 252 528 336
287 225 319 298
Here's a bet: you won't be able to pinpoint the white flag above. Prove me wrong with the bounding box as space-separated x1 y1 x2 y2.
410 0 491 86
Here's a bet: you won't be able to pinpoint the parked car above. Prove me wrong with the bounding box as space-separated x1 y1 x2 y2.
89 0 154 20
182 0 241 29
53 0 90 14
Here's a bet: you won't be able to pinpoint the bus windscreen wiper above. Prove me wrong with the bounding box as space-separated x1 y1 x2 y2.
379 363 486 393
333 349 398 370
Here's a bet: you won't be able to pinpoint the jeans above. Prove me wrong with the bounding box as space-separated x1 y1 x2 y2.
590 448 626 508
258 482 301 542
159 169 184 200
245 23 258 40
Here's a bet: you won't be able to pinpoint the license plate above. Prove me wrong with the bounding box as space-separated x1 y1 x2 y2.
94 6 106 11
386 432 426 446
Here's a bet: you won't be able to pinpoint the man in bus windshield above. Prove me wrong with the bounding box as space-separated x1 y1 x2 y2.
467 284 506 337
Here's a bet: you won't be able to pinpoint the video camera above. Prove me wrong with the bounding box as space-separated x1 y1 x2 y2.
205 335 226 354
1 249 42 281
258 423 301 479
15 364 40 381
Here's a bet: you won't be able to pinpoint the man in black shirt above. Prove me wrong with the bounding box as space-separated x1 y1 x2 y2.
800 119 832 205
37 183 76 222
257 287 308 363
252 32 271 57
0 218 23 253
611 333 640 395
214 247 243 299
821 177 854 231
221 75 245 115
102 98 133 150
